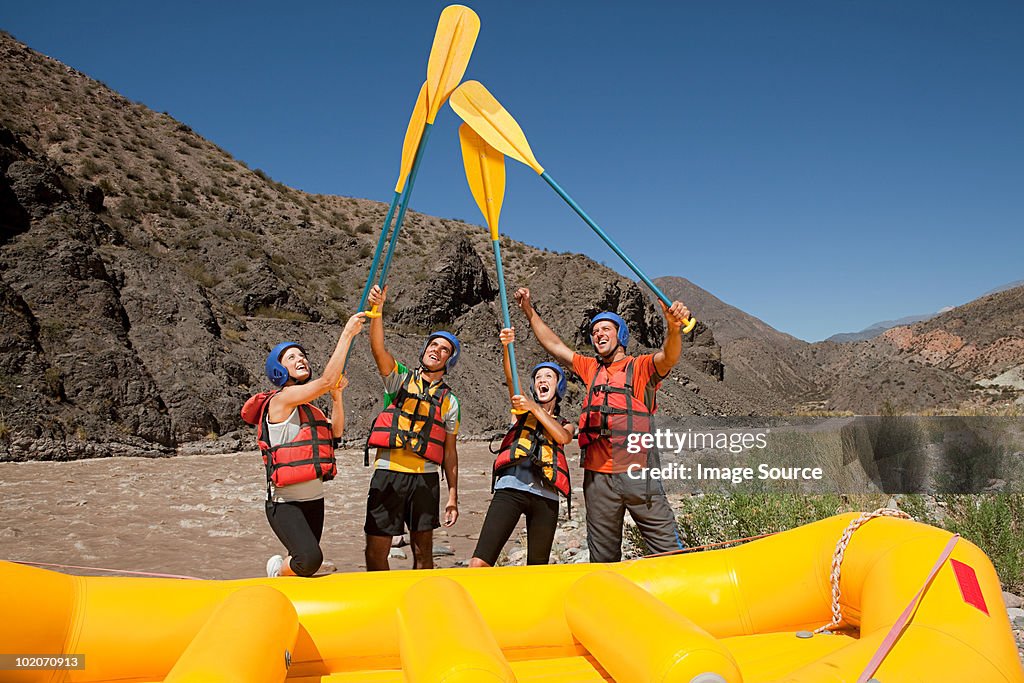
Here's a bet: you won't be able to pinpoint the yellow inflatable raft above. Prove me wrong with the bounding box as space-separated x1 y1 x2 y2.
3 513 1022 683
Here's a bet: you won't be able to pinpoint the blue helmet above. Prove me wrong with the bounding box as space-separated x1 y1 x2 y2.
590 312 629 351
265 341 306 387
531 362 567 400
420 331 460 372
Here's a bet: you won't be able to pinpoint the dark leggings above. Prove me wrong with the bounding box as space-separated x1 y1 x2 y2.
265 498 325 577
473 488 559 566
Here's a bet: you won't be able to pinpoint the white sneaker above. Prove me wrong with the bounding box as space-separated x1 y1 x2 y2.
266 554 284 578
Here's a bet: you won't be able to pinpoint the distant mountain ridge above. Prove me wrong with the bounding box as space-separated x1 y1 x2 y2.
655 276 1024 414
825 279 1024 344
826 313 941 344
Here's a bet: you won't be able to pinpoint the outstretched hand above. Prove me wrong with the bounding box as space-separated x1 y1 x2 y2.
660 300 692 331
344 312 367 336
331 374 349 397
499 327 515 345
514 288 534 319
511 394 537 414
367 284 388 309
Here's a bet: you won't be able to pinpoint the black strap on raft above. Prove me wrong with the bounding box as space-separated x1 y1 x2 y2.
364 371 449 466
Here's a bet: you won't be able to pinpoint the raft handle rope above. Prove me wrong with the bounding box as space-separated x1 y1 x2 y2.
815 508 912 634
12 559 202 580
643 532 778 558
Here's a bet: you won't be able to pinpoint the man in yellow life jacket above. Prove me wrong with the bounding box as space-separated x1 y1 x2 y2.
514 287 692 563
363 285 460 571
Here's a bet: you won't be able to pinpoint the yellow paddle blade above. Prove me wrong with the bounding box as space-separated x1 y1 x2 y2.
449 81 544 175
425 5 480 124
394 82 429 193
458 123 505 240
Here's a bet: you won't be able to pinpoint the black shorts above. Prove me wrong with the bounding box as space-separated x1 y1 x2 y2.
364 469 440 537
473 488 559 566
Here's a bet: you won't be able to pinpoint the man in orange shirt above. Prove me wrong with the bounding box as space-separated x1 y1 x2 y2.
514 288 692 562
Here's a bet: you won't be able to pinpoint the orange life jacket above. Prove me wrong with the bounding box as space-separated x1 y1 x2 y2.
577 357 656 470
365 369 450 466
241 391 337 488
493 412 571 501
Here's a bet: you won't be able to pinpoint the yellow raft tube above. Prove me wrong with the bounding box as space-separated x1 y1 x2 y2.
3 513 1022 683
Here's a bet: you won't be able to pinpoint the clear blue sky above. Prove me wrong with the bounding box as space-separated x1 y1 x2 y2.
3 1 1022 341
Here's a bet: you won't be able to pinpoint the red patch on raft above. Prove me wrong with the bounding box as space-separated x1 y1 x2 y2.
950 559 989 616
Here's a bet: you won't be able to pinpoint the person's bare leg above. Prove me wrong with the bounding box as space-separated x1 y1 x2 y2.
365 535 393 571
410 530 434 570
468 557 491 568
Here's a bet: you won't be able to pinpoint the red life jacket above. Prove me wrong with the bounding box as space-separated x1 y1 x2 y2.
365 369 450 466
493 412 571 502
241 391 337 488
577 357 656 471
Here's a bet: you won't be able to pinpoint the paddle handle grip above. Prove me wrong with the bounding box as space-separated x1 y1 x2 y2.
540 171 697 333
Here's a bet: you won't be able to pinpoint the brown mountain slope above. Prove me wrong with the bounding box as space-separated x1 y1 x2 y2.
654 276 820 408
653 276 800 346
801 286 1024 413
0 32 757 460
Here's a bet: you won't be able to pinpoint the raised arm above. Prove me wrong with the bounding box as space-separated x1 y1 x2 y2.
327 375 349 439
652 300 692 377
367 285 396 376
510 393 574 445
499 327 515 403
272 313 365 417
515 288 574 368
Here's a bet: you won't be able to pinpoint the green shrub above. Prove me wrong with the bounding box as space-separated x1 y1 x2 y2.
672 493 849 551
940 494 1024 593
182 263 220 288
80 158 104 178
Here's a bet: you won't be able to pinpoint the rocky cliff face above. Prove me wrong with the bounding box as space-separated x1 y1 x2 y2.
0 33 737 461
0 126 174 457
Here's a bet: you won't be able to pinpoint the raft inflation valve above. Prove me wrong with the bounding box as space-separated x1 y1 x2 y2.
796 631 814 639
284 650 291 669
690 675 728 683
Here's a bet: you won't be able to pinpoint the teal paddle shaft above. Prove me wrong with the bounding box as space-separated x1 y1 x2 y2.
357 190 400 314
378 122 435 288
540 171 671 308
492 239 521 396
347 122 430 372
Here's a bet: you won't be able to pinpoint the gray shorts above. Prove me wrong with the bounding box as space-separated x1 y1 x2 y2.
583 470 682 563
